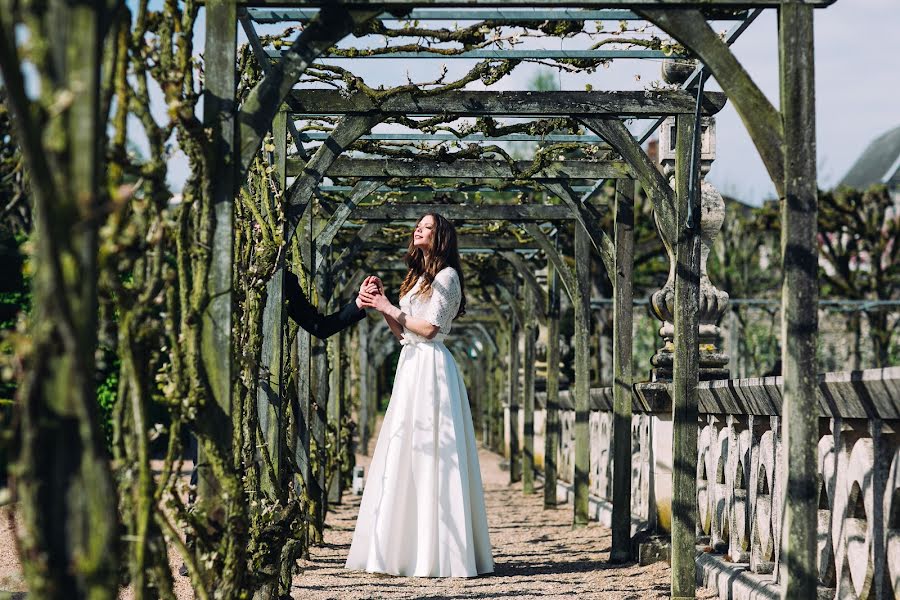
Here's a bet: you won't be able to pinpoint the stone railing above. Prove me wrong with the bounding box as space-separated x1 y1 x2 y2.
524 366 900 599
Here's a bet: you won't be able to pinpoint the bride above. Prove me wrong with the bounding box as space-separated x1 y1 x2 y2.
345 212 494 578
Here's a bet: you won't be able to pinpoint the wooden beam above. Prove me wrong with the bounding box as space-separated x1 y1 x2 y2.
311 236 332 533
313 179 381 275
521 223 576 301
237 6 379 181
539 180 615 276
327 329 344 504
494 282 525 337
573 223 592 527
258 110 288 507
499 251 548 319
544 260 562 509
580 116 677 243
289 90 728 117
291 203 315 547
286 157 631 180
670 114 701 600
351 203 577 221
285 113 384 242
331 222 381 277
357 317 372 455
507 284 522 485
778 6 819 598
610 179 635 563
197 0 237 551
522 283 537 495
638 9 785 196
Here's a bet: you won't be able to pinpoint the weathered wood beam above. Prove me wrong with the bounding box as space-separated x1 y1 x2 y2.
499 251 548 319
522 283 537 495
237 6 379 181
258 110 288 508
286 113 384 244
544 260 562 509
292 203 315 546
610 179 635 563
573 223 592 527
351 204 577 221
357 317 372 455
494 282 525 333
197 0 237 553
778 6 819 598
286 157 631 180
507 283 522 484
520 224 576 302
539 180 615 276
311 239 332 532
670 114 701 600
313 179 381 275
327 330 345 504
638 9 786 196
579 116 677 243
331 222 381 277
289 90 728 117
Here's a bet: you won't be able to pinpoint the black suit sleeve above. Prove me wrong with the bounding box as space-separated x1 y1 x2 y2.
284 271 366 340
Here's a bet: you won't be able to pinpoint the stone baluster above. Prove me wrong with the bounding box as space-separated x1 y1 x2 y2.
650 60 731 382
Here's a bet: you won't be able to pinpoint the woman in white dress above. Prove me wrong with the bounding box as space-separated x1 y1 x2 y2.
346 212 494 578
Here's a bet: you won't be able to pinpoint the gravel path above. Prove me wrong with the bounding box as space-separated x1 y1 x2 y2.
291 426 714 600
1 428 716 599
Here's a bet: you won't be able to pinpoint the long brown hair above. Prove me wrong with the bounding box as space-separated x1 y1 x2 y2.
399 213 467 317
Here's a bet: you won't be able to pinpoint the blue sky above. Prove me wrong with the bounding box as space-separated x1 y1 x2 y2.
164 1 898 205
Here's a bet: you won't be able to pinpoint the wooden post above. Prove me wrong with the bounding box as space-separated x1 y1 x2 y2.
573 223 592 527
671 114 702 600
258 110 287 502
197 0 237 534
508 286 522 484
483 351 493 445
544 261 561 509
610 179 636 563
778 6 819 598
327 329 343 504
3 0 119 593
311 247 331 531
293 203 314 548
523 284 537 495
357 317 371 455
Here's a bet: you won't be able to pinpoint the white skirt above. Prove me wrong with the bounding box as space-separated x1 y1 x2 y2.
345 336 494 577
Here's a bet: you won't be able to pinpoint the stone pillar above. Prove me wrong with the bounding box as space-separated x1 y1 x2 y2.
649 64 730 382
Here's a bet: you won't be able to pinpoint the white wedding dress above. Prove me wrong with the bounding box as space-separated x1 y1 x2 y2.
345 267 494 578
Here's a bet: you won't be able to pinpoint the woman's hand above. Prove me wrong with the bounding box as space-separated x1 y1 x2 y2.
359 289 393 313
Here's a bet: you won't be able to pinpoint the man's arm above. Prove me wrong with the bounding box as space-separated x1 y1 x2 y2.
285 271 366 340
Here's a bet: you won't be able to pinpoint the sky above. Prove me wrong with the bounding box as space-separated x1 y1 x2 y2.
163 1 899 206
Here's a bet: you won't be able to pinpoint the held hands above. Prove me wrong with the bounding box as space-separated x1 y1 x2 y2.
357 275 393 313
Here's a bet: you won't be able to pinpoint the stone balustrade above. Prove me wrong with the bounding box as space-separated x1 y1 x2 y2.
523 366 900 599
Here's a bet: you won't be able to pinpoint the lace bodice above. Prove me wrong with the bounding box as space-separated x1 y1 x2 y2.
398 267 461 336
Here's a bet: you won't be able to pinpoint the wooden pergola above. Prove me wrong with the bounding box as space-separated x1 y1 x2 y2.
196 2 833 598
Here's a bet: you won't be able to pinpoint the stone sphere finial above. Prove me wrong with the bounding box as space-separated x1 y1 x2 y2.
662 59 696 85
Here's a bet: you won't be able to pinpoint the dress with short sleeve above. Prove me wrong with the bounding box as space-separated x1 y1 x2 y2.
398 267 461 335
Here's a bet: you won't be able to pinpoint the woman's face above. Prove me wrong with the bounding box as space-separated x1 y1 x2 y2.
413 215 436 251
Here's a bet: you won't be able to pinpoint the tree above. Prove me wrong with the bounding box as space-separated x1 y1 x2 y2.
817 184 900 367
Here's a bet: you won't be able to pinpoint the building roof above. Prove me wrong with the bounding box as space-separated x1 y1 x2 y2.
840 124 900 189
